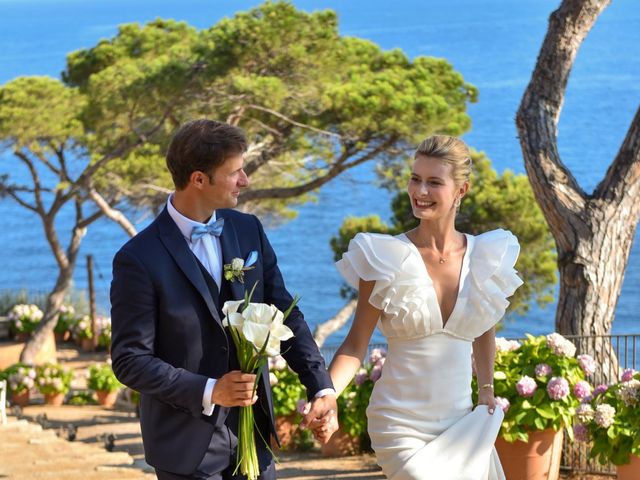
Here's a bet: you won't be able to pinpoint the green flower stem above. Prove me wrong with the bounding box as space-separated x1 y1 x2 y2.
235 405 260 480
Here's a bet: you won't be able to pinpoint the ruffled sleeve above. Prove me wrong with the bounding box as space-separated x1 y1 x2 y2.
452 229 523 339
336 232 415 310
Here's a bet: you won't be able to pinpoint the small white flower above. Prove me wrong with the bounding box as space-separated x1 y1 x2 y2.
269 372 278 386
231 258 245 271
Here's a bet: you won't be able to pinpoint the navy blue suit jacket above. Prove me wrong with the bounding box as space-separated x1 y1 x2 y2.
110 207 333 474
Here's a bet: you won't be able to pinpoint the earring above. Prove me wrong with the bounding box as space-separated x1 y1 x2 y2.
454 198 461 208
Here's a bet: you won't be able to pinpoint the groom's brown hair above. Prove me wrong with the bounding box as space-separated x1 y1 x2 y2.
166 119 247 190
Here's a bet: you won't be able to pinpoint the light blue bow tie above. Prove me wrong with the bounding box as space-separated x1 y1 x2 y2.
190 217 224 242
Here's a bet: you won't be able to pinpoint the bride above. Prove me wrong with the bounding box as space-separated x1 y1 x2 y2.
315 135 523 480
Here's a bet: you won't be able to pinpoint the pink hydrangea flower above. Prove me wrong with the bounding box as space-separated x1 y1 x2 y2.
354 368 368 386
535 363 552 377
545 333 576 357
370 365 383 383
577 354 596 376
573 381 592 400
573 423 590 443
369 348 387 365
547 377 570 400
594 404 616 428
593 384 608 396
495 337 521 352
516 376 537 397
576 403 594 423
621 368 636 382
618 379 640 407
495 396 510 413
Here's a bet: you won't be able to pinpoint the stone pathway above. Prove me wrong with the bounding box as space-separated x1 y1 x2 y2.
1 404 385 480
0 417 153 479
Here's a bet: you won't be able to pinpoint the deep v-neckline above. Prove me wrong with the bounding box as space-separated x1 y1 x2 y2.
400 233 472 329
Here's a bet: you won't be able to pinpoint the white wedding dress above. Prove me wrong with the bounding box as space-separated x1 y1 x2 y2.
336 229 523 480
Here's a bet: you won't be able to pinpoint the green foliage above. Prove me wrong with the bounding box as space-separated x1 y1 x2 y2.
331 150 557 315
270 366 305 417
0 1 476 220
87 363 122 392
478 334 587 443
54 304 76 334
67 390 98 406
36 363 74 395
582 371 640 466
72 315 93 340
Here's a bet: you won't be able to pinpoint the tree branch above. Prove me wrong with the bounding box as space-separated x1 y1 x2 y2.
313 299 357 348
239 138 395 203
1 187 39 213
246 104 341 139
515 0 609 249
13 150 46 214
594 105 640 205
87 187 137 236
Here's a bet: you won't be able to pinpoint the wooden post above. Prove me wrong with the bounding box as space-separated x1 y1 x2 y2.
87 255 97 350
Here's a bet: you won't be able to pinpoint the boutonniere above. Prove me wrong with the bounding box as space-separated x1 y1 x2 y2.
224 251 258 283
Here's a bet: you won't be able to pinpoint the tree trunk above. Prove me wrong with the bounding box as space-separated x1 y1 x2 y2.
19 265 74 364
313 299 357 348
516 0 640 369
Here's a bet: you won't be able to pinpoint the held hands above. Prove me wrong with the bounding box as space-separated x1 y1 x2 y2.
299 395 339 444
211 370 258 407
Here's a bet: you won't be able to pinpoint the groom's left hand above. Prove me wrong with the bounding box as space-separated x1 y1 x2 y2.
300 395 338 443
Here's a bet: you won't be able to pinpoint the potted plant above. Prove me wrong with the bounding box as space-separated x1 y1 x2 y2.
96 316 112 352
5 363 36 406
268 355 311 450
87 362 122 407
480 333 592 480
574 369 640 480
36 363 73 406
72 315 94 351
8 304 43 342
54 304 75 342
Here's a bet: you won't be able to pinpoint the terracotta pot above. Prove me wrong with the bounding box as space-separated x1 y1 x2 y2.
14 332 30 342
44 392 65 406
320 427 360 457
272 414 298 450
96 390 118 407
11 390 30 407
80 337 94 352
617 454 640 480
495 429 563 480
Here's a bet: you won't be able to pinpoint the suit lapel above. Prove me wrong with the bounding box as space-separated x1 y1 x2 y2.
218 212 247 303
156 208 222 325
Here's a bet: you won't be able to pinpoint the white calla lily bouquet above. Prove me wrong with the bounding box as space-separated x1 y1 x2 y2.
222 282 298 480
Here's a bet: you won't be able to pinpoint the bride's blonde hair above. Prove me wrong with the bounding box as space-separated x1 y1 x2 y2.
414 135 472 186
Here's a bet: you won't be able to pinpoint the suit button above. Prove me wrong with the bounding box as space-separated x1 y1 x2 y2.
221 346 228 353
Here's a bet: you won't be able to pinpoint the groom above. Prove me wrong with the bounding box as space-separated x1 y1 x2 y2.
110 119 337 479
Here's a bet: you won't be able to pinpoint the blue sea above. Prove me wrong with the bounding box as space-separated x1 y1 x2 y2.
0 0 638 343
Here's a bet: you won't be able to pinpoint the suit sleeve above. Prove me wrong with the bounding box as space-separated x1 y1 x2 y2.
110 248 209 418
253 216 334 399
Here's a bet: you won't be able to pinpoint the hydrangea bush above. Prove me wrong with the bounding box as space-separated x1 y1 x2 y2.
575 369 640 465
5 363 36 394
8 304 43 336
36 363 74 395
474 333 592 443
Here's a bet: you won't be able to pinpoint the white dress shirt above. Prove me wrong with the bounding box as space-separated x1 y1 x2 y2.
167 195 335 417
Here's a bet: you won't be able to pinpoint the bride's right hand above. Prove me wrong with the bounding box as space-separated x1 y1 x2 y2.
309 409 339 444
